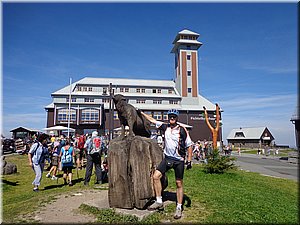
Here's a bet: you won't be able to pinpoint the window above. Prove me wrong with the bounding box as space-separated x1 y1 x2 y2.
125 88 129 93
136 88 141 93
152 89 157 93
157 89 162 94
103 87 107 95
88 87 93 92
136 99 145 104
163 112 168 120
84 98 94 103
141 88 145 93
57 108 76 122
188 88 192 93
81 108 99 122
66 97 76 102
102 98 110 103
169 100 179 104
77 86 82 91
153 100 162 104
153 112 162 120
187 55 191 60
145 111 152 116
83 87 88 92
120 87 124 92
168 89 173 94
234 132 245 138
187 71 191 76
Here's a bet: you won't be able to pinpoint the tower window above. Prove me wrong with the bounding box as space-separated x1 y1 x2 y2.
188 88 192 93
187 55 191 60
187 71 191 76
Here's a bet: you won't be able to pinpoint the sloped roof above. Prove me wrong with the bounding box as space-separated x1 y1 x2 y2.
227 127 268 140
178 29 200 36
10 126 41 133
51 77 176 96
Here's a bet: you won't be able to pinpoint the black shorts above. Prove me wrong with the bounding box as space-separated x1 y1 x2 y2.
156 156 185 180
62 166 73 174
75 148 84 160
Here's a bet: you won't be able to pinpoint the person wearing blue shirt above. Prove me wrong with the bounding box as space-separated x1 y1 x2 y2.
28 133 49 192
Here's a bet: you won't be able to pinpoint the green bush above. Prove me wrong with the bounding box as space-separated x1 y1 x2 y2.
203 148 237 174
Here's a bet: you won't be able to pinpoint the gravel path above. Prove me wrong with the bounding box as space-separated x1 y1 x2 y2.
33 189 109 224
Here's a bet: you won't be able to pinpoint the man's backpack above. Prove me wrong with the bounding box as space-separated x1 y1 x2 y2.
90 136 102 154
77 135 85 149
178 126 188 157
61 147 73 164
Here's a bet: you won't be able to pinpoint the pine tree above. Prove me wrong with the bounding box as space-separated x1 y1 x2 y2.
203 148 237 174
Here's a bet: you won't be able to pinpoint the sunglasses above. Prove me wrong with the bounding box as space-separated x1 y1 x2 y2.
168 115 178 120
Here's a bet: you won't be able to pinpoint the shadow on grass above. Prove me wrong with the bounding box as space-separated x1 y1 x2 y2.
2 179 19 186
163 191 192 208
43 178 84 190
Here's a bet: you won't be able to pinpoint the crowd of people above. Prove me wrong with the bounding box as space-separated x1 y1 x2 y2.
28 131 109 192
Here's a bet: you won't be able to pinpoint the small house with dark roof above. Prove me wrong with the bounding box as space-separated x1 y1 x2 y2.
10 126 41 140
227 127 275 148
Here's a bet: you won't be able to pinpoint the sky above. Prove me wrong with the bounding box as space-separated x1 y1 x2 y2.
2 2 298 147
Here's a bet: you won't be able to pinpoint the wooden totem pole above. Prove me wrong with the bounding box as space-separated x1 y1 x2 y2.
203 104 220 149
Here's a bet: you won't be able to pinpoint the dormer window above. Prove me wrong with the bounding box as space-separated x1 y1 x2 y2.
235 132 245 138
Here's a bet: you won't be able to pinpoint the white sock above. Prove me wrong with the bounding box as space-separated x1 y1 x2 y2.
176 203 182 210
156 196 163 204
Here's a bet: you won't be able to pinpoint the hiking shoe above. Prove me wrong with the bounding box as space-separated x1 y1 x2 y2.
174 208 182 219
148 201 164 211
69 182 73 186
51 176 58 180
33 187 39 192
46 173 51 178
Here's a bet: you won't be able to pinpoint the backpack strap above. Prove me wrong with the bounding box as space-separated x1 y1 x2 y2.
31 143 40 156
178 125 188 158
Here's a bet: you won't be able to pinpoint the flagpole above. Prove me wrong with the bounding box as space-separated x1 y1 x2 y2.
67 77 72 138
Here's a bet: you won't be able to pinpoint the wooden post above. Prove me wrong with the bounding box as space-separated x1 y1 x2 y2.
203 104 220 149
108 136 164 209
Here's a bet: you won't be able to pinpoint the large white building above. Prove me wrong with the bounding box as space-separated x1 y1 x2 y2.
45 29 222 142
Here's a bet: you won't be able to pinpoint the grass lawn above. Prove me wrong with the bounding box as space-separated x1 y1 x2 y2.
2 154 96 223
2 154 299 224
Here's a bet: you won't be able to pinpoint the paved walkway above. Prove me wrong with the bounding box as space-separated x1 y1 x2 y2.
232 152 298 181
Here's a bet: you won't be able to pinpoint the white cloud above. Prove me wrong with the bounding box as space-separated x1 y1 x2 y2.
214 93 297 148
2 113 47 137
241 64 297 74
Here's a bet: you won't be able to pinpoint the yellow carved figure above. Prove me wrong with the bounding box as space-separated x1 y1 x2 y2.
203 104 220 149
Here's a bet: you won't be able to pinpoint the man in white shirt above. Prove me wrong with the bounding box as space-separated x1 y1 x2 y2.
140 109 193 219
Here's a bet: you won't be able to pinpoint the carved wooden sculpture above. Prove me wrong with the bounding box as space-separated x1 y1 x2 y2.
203 104 220 149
